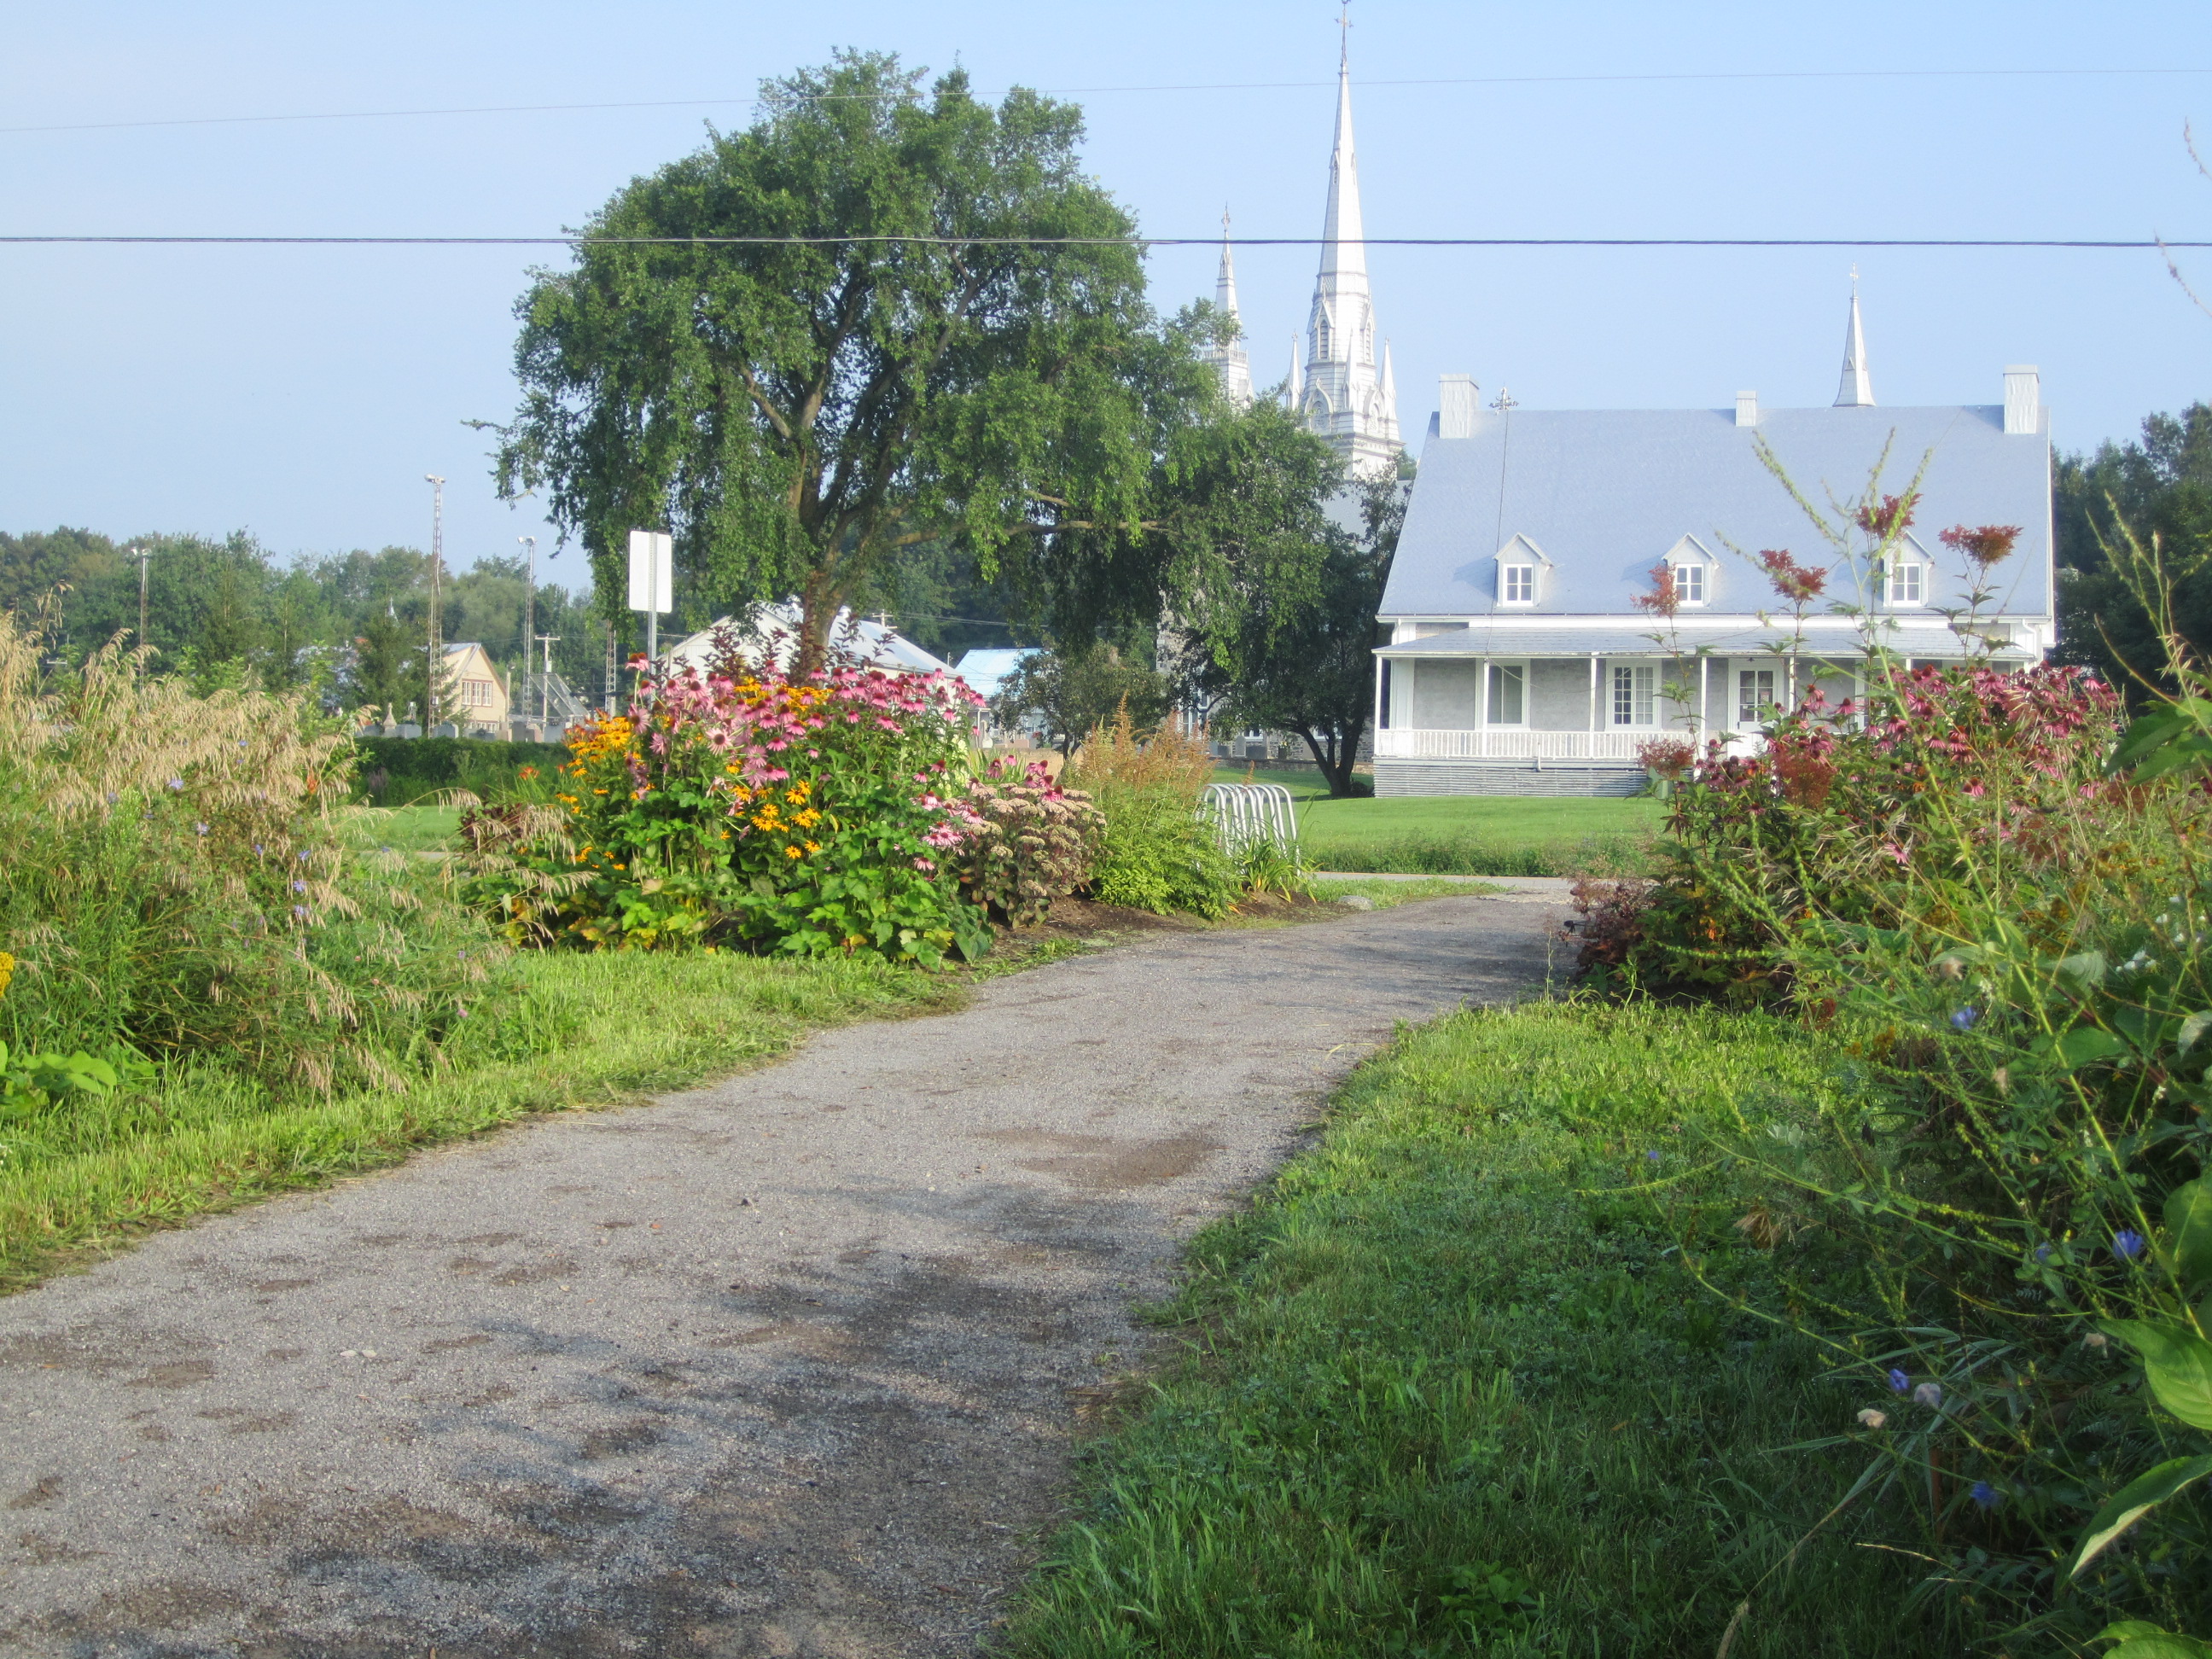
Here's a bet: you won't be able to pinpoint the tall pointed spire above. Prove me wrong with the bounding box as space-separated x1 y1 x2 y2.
1297 8 1400 474
1835 271 1875 407
1203 207 1254 406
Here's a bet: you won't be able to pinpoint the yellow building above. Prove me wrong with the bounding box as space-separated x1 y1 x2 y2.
442 642 509 734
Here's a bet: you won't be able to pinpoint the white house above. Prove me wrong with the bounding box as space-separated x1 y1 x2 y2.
1371 311 2056 796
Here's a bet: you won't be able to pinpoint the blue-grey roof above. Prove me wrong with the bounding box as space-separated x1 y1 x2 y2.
952 647 1038 699
1380 404 2052 622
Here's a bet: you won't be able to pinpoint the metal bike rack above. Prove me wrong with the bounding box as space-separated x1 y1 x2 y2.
1201 783 1301 865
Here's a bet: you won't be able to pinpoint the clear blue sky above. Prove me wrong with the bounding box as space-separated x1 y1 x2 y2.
4 1 2209 574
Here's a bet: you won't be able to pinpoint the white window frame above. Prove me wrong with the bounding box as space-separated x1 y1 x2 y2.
1886 558 1924 607
1499 563 1536 606
1670 560 1709 607
1611 663 1657 728
1738 667 1778 726
1484 660 1529 728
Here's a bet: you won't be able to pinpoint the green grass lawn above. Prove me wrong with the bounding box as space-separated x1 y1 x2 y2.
1007 1000 1951 1658
0 952 958 1291
356 802 464 853
1207 771 1663 877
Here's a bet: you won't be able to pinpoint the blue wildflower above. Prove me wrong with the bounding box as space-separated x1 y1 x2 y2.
290 881 306 894
296 849 310 863
1951 1007 1979 1032
167 777 184 791
1970 1481 1999 1509
291 905 309 920
1887 1368 1911 1394
253 843 265 855
195 822 209 836
1645 1150 1662 1163
2034 1243 2052 1262
2115 1229 2147 1261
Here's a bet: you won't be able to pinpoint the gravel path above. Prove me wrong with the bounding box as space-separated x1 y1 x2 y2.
0 894 1564 1658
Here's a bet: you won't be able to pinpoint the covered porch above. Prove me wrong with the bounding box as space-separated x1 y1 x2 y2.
1371 623 2032 796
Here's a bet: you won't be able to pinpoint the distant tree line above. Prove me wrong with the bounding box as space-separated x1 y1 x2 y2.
0 527 609 718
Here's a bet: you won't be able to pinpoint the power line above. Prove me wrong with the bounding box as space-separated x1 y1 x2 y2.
3 235 2208 250
5 66 2209 137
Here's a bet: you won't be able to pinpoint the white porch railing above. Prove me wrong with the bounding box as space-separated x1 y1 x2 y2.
1374 727 1653 761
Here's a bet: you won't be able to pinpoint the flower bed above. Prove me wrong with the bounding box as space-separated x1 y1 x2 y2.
470 657 995 967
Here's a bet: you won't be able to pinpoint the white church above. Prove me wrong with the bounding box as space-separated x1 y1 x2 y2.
1205 49 2057 797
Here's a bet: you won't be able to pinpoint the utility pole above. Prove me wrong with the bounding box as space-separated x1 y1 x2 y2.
423 474 445 731
518 534 537 701
130 544 151 664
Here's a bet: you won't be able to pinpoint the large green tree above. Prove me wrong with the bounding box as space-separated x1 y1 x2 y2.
1154 399 1406 797
494 50 1204 676
2056 402 2212 698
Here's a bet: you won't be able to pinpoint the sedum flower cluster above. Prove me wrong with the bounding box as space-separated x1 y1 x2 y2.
958 760 1104 928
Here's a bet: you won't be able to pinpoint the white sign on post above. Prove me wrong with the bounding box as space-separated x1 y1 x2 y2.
626 529 672 617
626 529 673 695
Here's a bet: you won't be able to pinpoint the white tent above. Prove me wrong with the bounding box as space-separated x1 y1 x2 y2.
660 602 952 678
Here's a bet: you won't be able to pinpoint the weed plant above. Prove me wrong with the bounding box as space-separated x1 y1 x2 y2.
1008 1003 1947 1658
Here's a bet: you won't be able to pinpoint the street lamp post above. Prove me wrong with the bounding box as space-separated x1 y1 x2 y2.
423 474 445 731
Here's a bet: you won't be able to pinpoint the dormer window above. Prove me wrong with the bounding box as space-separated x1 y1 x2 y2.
1660 535 1715 608
1887 558 1924 606
1493 534 1550 605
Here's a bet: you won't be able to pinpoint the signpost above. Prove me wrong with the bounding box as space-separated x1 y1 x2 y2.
626 528 673 697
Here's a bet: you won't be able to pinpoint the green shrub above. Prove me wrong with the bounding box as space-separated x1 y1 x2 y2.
1085 783 1239 918
1072 707 1240 917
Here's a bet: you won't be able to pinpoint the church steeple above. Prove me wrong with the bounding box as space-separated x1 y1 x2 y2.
1298 14 1400 474
1835 272 1875 407
1203 208 1254 406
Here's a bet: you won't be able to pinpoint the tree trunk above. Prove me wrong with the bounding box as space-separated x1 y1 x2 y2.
1296 724 1358 798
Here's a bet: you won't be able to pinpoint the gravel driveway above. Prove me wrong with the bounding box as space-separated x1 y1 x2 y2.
0 893 1564 1658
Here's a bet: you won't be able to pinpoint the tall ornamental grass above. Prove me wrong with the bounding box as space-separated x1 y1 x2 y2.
1068 709 1238 918
0 606 490 1095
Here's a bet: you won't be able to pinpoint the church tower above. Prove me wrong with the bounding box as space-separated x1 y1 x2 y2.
1202 211 1254 407
1297 33 1401 474
1834 273 1875 407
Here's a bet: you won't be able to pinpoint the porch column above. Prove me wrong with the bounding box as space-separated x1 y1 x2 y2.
1587 654 1598 758
1698 655 1710 735
1476 657 1490 758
